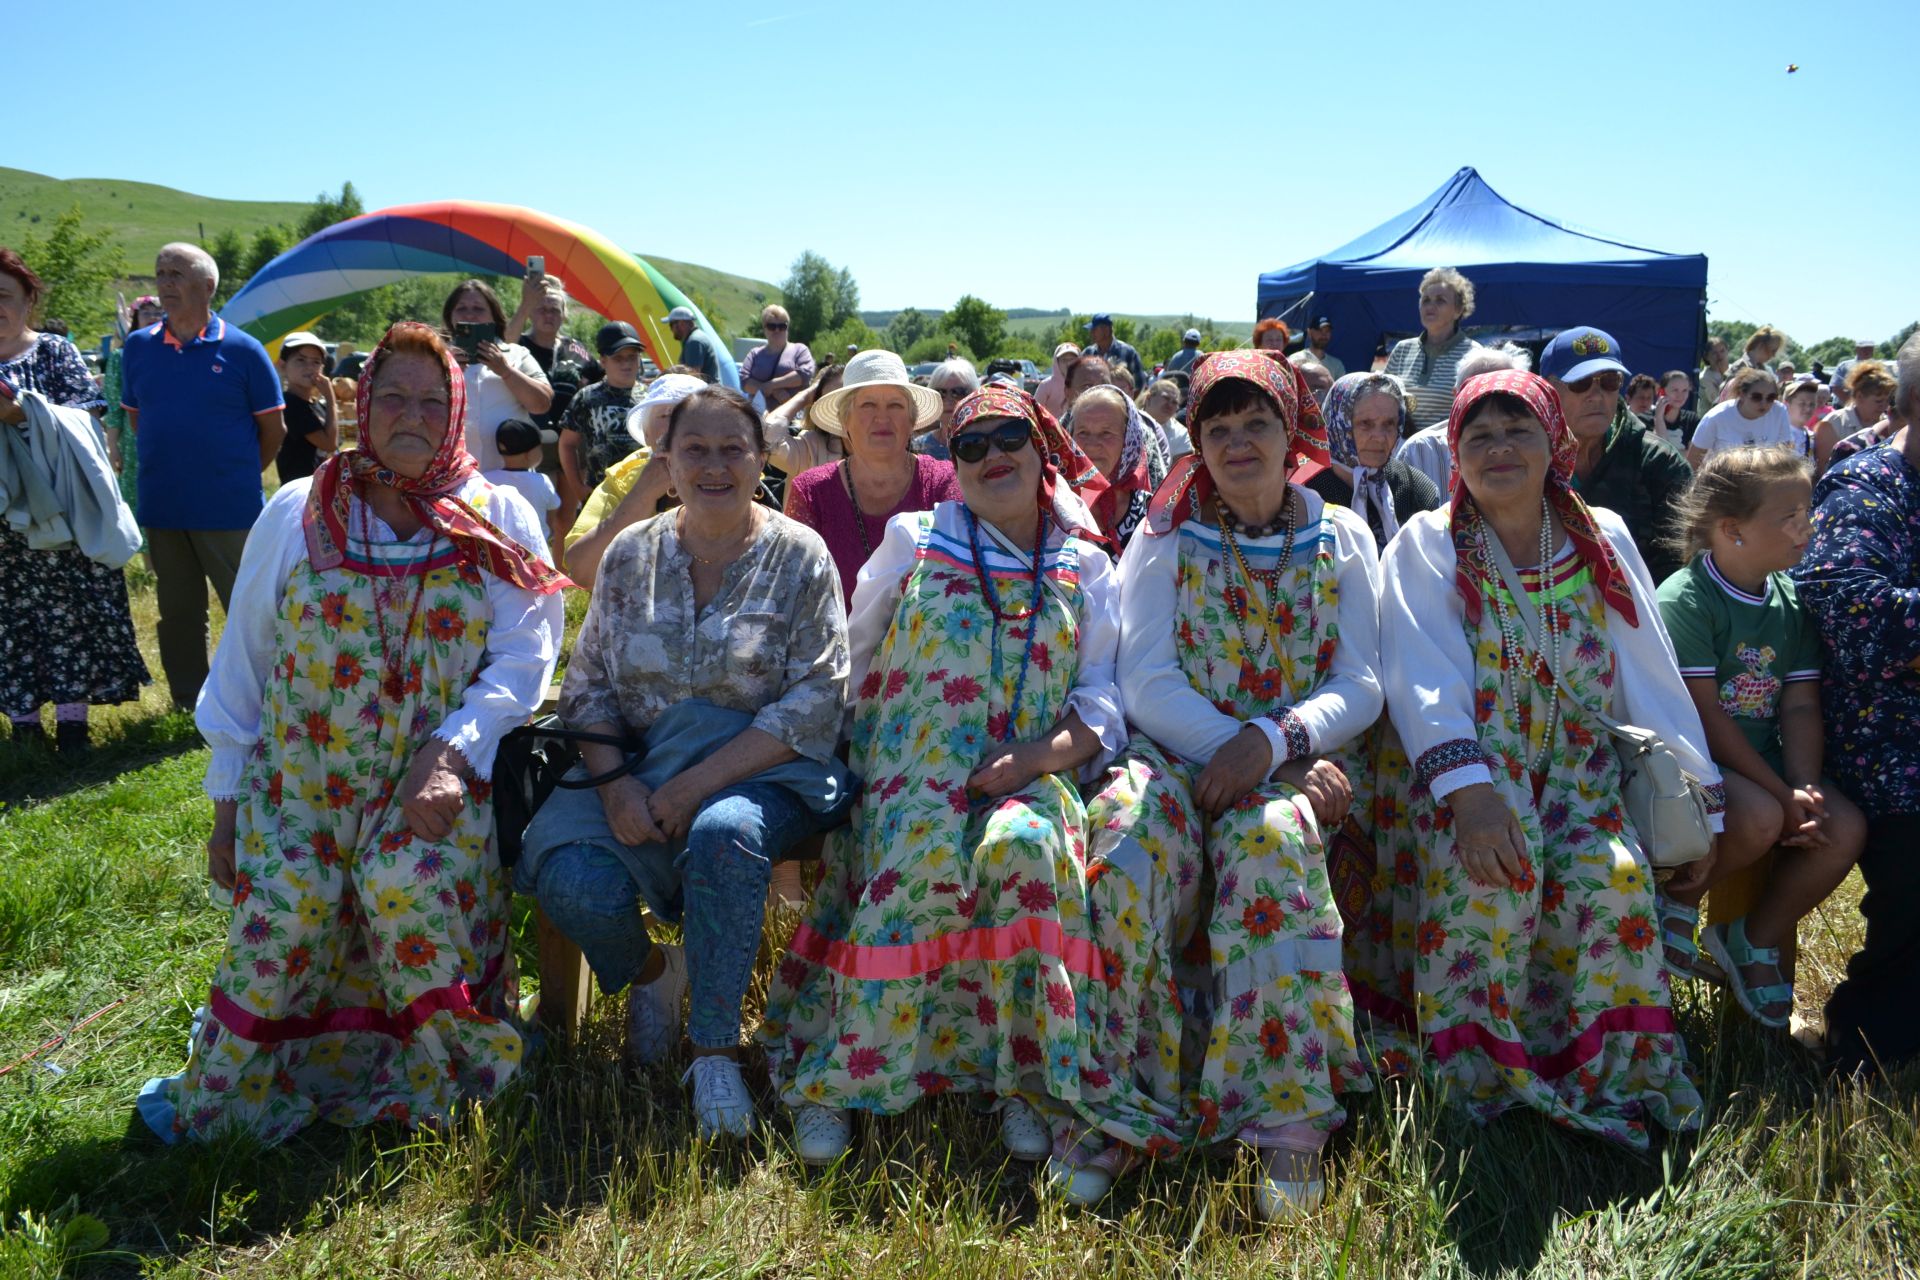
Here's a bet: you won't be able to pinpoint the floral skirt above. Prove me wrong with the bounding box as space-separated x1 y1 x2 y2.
0 526 148 714
764 773 1102 1115
1051 737 1367 1164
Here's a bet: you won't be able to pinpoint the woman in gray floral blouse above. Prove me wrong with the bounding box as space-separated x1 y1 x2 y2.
520 387 852 1139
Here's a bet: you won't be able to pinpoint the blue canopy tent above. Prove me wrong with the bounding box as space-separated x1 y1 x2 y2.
1257 167 1707 381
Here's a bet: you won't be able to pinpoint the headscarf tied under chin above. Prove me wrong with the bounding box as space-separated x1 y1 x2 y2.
1142 348 1332 536
1445 370 1636 628
1325 371 1409 542
950 383 1108 544
303 322 571 594
1064 388 1167 546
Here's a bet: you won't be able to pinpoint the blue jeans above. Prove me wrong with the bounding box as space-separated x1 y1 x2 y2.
527 781 829 1048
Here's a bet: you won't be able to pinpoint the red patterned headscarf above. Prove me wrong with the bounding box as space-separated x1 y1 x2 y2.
303 322 571 594
1143 349 1332 536
950 382 1109 544
1445 370 1637 627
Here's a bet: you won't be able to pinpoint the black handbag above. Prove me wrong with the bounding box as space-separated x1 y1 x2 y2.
492 717 640 869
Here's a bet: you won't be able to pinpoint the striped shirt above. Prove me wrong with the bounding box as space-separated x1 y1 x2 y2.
1384 331 1482 431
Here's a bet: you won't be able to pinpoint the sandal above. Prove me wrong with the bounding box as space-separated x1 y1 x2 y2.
1700 916 1792 1029
1655 897 1726 985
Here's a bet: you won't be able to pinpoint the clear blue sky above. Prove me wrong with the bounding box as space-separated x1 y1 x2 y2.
14 1 1918 345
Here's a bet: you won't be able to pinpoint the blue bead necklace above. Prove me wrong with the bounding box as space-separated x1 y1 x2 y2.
965 507 1046 744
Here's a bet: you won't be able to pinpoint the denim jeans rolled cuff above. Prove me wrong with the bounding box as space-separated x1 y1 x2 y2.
528 780 839 1049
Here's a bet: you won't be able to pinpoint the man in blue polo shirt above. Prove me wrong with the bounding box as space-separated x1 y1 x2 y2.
121 243 285 710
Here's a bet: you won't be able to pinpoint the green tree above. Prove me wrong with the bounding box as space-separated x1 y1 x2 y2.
810 316 886 363
887 306 933 351
904 333 969 365
778 251 860 345
296 182 365 242
1880 322 1918 359
205 228 247 307
15 205 126 341
243 226 290 280
945 295 1005 362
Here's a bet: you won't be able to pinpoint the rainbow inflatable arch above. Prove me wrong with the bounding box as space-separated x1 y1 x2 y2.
219 201 738 388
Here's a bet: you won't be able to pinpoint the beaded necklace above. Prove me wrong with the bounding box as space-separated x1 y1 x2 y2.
1216 491 1298 665
841 460 875 561
964 507 1046 742
357 498 438 704
1476 497 1562 777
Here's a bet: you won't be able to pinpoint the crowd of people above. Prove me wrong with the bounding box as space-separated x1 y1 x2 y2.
2 241 1916 1223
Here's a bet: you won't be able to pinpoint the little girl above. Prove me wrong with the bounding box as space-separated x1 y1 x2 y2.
1654 446 1866 1027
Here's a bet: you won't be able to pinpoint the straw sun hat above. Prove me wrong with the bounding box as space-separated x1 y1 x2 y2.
807 349 942 437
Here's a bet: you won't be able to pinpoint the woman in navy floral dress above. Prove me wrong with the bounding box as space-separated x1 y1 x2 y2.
1792 340 1920 1075
0 248 149 751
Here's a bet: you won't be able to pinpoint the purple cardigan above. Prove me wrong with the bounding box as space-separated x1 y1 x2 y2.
784 452 962 605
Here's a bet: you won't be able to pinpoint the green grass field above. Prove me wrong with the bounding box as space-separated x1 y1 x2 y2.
1 566 1916 1277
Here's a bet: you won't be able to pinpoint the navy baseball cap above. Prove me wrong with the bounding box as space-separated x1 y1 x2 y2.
1310 314 1333 329
1540 326 1630 383
595 320 644 356
1085 313 1113 329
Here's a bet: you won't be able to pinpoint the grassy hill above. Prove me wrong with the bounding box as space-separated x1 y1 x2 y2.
0 166 310 267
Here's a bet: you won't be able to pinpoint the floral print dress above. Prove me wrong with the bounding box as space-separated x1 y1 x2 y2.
763 512 1105 1114
0 333 148 716
1363 542 1703 1149
1057 517 1369 1165
156 534 522 1143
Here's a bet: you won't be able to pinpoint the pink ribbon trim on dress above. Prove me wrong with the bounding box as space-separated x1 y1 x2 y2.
788 916 1107 983
207 952 503 1045
1426 1003 1677 1081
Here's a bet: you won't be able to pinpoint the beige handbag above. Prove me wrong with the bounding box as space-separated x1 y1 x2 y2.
1484 537 1714 868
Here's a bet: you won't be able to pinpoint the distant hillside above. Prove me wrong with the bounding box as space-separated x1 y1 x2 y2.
0 167 784 336
0 166 310 266
863 307 1254 341
2 167 1241 343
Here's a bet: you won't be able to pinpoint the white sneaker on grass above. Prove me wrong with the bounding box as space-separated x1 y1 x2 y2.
1254 1148 1325 1221
682 1055 756 1139
625 943 687 1068
793 1104 852 1165
999 1098 1051 1161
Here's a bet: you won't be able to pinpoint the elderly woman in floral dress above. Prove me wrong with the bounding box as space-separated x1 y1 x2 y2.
1365 370 1721 1147
762 385 1124 1168
143 323 566 1143
1045 351 1383 1221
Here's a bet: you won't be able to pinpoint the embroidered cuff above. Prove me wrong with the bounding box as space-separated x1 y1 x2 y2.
1261 708 1314 769
1415 738 1490 792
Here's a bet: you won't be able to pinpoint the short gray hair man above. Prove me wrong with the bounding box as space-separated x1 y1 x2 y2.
157 241 218 291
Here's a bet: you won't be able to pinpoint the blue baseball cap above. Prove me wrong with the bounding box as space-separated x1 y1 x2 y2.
1540 326 1630 383
1085 313 1113 330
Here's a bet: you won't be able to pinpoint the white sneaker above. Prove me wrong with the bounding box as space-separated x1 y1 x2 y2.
1254 1148 1325 1221
1045 1157 1114 1207
1000 1098 1051 1161
682 1056 756 1139
625 943 687 1068
793 1103 852 1165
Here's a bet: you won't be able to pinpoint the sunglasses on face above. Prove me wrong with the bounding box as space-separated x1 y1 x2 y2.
1744 391 1780 404
763 322 788 331
1564 371 1624 395
949 420 1033 464
936 385 971 400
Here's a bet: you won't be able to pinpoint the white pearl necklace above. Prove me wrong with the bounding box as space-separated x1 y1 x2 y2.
1478 497 1562 777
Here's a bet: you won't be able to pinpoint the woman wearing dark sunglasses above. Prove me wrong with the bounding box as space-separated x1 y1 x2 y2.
1689 368 1801 468
763 385 1125 1172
